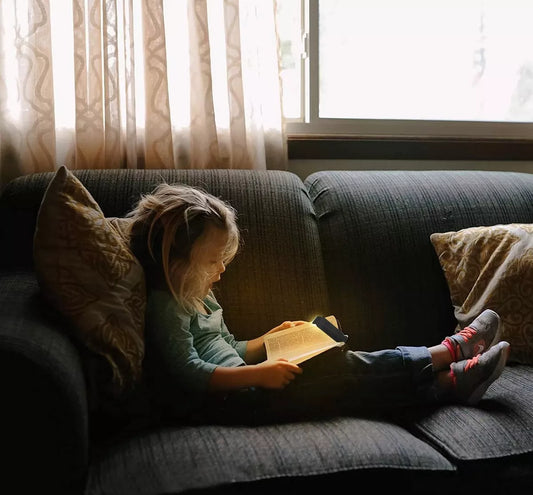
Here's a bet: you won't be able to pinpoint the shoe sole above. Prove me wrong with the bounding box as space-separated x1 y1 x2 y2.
466 342 510 405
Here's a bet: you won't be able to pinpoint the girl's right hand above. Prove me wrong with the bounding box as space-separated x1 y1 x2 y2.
253 359 303 389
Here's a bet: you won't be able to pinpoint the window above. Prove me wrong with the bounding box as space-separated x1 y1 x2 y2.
278 0 533 159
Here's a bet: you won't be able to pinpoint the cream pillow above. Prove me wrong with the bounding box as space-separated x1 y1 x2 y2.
431 223 533 364
33 166 145 393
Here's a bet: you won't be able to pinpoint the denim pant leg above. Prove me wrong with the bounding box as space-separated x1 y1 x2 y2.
251 345 435 421
210 346 435 424
337 346 436 411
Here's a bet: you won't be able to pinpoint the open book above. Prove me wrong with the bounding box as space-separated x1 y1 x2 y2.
264 315 348 365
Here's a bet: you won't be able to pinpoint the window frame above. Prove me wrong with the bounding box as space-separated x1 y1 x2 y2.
286 0 533 160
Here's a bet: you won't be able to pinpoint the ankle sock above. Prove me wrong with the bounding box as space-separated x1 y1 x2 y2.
441 338 457 361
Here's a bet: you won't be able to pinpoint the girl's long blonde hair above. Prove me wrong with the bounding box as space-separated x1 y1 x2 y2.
127 184 240 312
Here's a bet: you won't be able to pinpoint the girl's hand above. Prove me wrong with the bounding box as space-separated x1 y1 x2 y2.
253 359 303 389
267 320 308 335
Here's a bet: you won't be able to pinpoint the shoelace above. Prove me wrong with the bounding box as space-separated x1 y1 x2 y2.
450 353 481 388
443 326 478 361
457 326 476 342
464 353 480 372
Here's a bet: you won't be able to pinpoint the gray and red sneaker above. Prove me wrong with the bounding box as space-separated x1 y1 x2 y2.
450 340 510 405
443 309 501 361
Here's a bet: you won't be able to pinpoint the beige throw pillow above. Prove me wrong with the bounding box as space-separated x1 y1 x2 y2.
431 223 533 364
33 166 145 393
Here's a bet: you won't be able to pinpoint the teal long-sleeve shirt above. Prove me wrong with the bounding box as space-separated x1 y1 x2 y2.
144 289 248 417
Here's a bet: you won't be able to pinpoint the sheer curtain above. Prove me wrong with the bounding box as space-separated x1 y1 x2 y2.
0 0 286 189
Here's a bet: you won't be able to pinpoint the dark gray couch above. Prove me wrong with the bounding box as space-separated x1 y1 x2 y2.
1 168 532 495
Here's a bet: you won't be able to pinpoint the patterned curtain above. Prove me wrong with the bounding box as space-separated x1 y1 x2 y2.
0 0 286 189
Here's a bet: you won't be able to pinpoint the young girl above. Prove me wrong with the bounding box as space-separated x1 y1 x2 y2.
128 183 510 424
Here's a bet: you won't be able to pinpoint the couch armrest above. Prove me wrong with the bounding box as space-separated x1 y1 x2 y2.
0 271 89 495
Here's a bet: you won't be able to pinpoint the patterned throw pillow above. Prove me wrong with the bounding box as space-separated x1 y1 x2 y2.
33 166 145 393
431 223 533 364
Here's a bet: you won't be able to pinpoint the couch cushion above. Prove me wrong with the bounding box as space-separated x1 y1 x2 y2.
85 417 455 494
413 365 533 477
431 223 533 364
33 165 145 394
305 170 533 351
0 271 89 494
7 168 329 340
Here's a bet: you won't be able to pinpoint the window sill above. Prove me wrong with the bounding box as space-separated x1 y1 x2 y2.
287 135 533 161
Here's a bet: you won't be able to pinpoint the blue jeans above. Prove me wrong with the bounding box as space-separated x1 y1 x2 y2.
211 345 436 424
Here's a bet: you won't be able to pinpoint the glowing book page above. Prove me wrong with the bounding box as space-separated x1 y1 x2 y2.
264 322 344 365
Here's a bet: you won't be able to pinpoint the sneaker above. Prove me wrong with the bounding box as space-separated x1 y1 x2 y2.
450 340 510 405
443 309 501 361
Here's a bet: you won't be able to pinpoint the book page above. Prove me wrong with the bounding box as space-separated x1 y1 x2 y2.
264 322 342 364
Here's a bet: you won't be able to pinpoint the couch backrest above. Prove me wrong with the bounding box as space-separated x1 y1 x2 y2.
306 170 533 350
0 169 330 340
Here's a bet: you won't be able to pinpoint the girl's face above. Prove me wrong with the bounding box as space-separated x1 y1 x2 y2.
193 226 229 298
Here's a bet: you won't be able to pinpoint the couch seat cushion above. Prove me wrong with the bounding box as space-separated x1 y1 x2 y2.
413 365 533 468
86 417 454 494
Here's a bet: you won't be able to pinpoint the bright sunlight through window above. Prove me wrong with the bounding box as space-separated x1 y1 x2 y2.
278 0 533 132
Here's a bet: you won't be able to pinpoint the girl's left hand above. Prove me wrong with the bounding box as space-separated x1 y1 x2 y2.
267 320 308 335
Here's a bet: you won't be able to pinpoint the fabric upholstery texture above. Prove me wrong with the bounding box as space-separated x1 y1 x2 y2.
0 271 89 494
85 417 454 494
33 166 145 392
413 365 533 463
431 223 533 364
305 170 533 351
11 168 330 341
